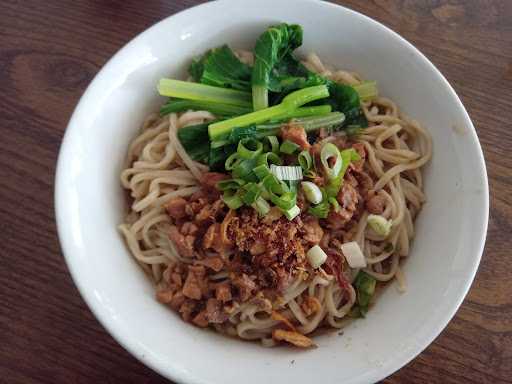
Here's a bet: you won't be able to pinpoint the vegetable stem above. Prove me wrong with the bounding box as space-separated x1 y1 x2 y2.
275 105 331 120
160 99 252 116
252 85 269 111
208 85 329 140
353 81 378 101
158 79 252 107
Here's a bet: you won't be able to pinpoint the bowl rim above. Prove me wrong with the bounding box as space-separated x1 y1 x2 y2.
55 0 489 383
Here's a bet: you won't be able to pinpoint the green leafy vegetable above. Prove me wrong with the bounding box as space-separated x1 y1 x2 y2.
160 99 251 116
224 112 345 145
158 79 252 107
208 85 330 140
325 82 368 127
189 45 252 91
176 122 210 163
252 24 303 110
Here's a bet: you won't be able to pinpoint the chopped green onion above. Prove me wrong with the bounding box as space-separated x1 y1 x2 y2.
306 245 328 268
251 196 270 217
353 81 378 102
158 79 252 107
282 205 301 220
265 136 280 153
262 174 288 195
301 181 322 204
308 201 330 218
367 214 392 237
232 158 258 182
256 152 283 167
253 164 271 180
237 138 263 159
222 190 243 209
270 191 296 211
258 181 271 200
241 182 262 205
324 148 362 198
353 271 377 317
328 197 340 212
270 165 303 181
280 140 301 155
225 152 241 170
298 150 312 172
262 174 296 210
320 143 343 180
217 178 245 191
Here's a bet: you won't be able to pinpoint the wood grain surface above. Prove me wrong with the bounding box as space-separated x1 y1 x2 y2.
0 0 511 383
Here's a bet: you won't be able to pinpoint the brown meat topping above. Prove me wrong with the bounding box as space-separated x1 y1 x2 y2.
196 256 224 272
166 197 188 219
206 298 228 323
366 193 386 215
192 310 209 327
232 273 257 302
215 283 232 302
281 124 310 150
169 226 195 257
302 217 324 244
182 271 202 300
201 172 229 190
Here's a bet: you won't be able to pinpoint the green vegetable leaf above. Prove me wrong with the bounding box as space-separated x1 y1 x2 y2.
189 45 252 91
176 122 210 163
268 53 325 94
325 82 368 128
252 24 304 110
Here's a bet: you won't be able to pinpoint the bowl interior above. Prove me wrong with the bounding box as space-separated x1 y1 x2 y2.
55 1 488 383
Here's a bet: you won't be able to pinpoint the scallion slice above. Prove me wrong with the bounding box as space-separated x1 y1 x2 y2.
241 182 262 205
320 143 343 180
282 204 301 220
301 181 322 204
270 165 303 181
217 178 245 191
367 214 392 237
298 150 312 172
225 152 241 171
232 158 258 182
280 140 301 155
257 152 283 168
253 164 271 181
222 190 243 209
265 135 280 154
237 138 263 159
328 196 340 212
251 196 270 217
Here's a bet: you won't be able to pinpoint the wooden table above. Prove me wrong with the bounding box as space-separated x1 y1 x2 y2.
1 1 510 383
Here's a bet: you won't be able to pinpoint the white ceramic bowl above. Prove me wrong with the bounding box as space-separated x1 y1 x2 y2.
55 1 489 383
